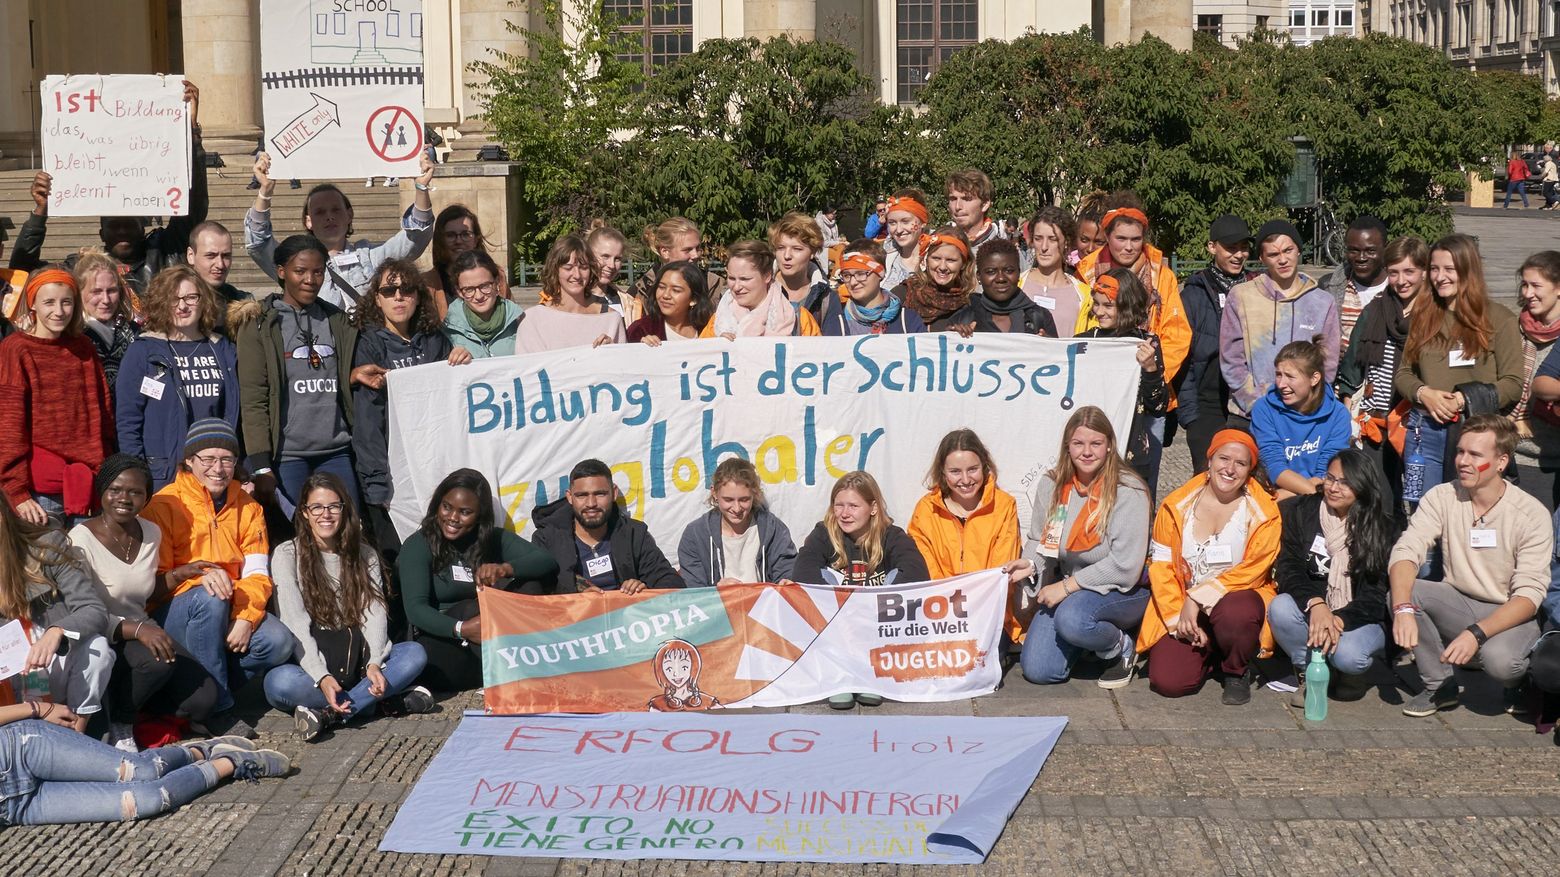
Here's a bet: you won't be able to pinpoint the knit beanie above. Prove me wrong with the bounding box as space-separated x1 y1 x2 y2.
183 418 241 458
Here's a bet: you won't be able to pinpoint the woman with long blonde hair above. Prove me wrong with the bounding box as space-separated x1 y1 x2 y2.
1004 407 1151 688
792 470 929 709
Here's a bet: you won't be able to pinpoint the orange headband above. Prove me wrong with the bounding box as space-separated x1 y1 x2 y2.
24 268 78 310
1101 207 1149 234
885 196 929 224
840 252 885 276
924 233 970 261
1208 429 1260 466
1092 275 1120 301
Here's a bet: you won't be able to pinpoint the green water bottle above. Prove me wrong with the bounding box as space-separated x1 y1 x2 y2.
1304 648 1330 722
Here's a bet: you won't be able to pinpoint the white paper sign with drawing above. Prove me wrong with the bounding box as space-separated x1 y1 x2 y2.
40 75 192 217
260 0 426 179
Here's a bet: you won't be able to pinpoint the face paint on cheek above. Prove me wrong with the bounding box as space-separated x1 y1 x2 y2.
1475 462 1491 473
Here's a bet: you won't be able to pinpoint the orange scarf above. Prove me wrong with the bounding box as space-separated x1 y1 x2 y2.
1063 478 1103 552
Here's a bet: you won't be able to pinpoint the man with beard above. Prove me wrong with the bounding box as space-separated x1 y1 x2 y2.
17 82 209 295
532 459 683 594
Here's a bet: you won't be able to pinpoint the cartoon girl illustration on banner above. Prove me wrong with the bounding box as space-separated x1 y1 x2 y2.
647 639 722 711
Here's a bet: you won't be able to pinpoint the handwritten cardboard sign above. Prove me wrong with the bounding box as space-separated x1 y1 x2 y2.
40 74 192 217
260 0 426 178
381 712 1066 863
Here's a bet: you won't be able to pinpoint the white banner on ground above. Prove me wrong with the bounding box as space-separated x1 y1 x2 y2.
259 0 426 179
385 335 1141 550
380 711 1067 863
40 75 191 217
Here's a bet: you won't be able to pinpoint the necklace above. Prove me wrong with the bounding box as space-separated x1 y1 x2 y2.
95 520 141 564
1473 484 1507 527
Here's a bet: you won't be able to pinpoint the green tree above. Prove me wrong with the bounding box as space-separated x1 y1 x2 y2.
471 0 643 259
614 36 892 252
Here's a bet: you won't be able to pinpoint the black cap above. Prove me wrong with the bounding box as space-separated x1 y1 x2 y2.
1255 219 1303 248
1209 214 1252 246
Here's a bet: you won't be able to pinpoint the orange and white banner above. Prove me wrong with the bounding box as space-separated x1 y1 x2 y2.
479 570 1007 714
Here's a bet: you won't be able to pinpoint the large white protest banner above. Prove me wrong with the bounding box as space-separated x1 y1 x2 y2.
40 75 191 217
385 335 1141 550
260 0 425 179
381 712 1067 863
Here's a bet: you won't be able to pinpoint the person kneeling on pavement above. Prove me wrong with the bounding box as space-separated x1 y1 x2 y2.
1269 449 1399 708
142 418 297 737
1388 414 1550 718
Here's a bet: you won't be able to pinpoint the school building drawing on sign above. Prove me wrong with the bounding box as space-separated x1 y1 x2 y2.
311 0 423 66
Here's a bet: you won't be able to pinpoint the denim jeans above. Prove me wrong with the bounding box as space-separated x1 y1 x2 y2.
38 634 115 716
1405 409 1451 500
276 450 359 519
262 641 428 718
1267 593 1385 675
152 588 297 713
0 719 222 825
1020 587 1150 684
1504 179 1530 208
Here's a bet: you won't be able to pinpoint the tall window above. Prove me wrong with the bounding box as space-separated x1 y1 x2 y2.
604 0 693 77
897 0 978 104
1196 13 1225 38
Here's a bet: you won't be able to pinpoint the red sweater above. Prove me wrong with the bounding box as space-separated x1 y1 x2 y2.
0 332 113 506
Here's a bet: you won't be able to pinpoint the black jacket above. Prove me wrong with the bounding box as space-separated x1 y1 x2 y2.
531 498 683 592
947 294 1058 336
1176 267 1253 426
792 522 929 587
44 136 211 294
351 325 451 506
1274 492 1390 630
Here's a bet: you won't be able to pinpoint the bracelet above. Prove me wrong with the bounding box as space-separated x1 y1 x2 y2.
414 182 432 192
132 621 144 641
1393 605 1417 616
1466 623 1489 646
29 701 39 720
257 194 272 201
1306 598 1326 612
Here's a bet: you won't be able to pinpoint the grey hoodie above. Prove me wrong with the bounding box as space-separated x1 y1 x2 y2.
677 508 797 587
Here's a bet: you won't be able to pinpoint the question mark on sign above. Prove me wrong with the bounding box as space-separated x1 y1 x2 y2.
167 187 183 213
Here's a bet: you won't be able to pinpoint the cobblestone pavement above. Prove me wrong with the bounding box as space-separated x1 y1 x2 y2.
10 211 1560 874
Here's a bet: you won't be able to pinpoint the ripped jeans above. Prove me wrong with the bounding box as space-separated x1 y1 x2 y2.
0 720 222 825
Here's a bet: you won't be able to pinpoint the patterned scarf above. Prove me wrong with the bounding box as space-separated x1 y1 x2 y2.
902 274 969 326
845 293 903 331
713 286 796 337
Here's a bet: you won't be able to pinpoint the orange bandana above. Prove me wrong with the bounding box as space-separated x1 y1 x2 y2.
1208 428 1259 466
840 253 884 276
1101 207 1149 234
1092 275 1120 301
24 268 78 309
924 233 970 261
886 196 929 223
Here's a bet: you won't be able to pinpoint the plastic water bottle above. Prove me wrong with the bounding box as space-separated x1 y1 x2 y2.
20 668 50 704
1304 649 1330 722
1402 437 1426 503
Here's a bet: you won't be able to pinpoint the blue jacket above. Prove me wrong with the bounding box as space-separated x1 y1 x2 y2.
1250 383 1351 482
115 332 241 489
1545 506 1560 631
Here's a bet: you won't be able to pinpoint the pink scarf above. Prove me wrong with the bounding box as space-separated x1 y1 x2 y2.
713 285 796 337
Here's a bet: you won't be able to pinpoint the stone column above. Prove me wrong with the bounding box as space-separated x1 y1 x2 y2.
180 0 259 133
460 0 530 120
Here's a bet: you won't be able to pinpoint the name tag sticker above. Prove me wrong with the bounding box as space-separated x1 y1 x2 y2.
1203 544 1234 565
585 554 614 578
1033 295 1058 309
1150 541 1173 563
139 377 166 400
1470 529 1498 549
1310 535 1330 556
1449 346 1477 368
451 565 474 583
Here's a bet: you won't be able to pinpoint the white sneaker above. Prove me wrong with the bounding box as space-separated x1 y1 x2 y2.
109 722 139 752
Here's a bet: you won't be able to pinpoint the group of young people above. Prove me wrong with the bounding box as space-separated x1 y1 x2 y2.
4 141 1560 827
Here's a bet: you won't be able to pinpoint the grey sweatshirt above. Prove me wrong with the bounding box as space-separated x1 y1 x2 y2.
1023 472 1151 593
272 540 389 683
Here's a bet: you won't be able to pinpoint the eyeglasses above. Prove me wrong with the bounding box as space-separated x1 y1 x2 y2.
458 280 498 297
1321 473 1348 488
377 284 416 298
840 270 876 284
191 454 237 470
443 230 476 242
176 293 202 306
303 502 346 518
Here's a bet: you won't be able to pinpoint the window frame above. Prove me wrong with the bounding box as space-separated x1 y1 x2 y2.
604 0 694 78
896 0 979 105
